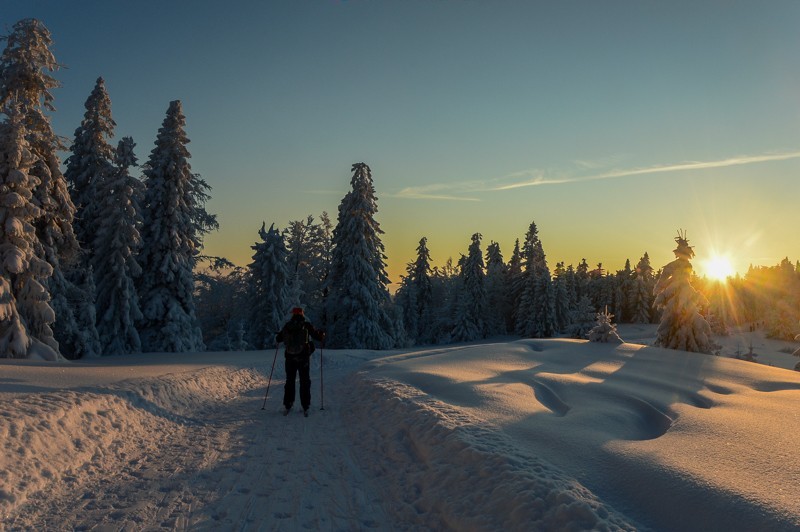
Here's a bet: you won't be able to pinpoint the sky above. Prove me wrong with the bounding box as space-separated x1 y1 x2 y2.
4 0 800 284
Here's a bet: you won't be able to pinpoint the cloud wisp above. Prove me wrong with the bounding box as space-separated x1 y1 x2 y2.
392 150 800 200
494 151 800 191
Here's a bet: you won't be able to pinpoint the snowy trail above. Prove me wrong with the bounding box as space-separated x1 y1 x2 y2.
3 354 394 531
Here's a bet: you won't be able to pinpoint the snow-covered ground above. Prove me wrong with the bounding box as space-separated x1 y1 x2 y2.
2 325 799 531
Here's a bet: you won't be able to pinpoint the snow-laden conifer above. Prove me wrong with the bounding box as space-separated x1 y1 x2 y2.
0 18 91 358
138 101 216 353
397 236 434 344
515 221 556 338
0 107 59 359
247 223 291 349
653 231 713 353
588 306 623 343
451 233 487 342
283 213 331 322
65 77 115 257
92 137 143 354
569 295 595 339
553 262 571 333
631 253 654 324
327 163 395 349
484 241 509 336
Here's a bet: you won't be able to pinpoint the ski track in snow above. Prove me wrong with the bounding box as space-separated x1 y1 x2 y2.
3 357 392 531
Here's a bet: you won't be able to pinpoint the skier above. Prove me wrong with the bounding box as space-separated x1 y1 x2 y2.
276 307 325 417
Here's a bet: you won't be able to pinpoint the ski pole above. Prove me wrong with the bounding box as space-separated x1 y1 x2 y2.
319 340 325 411
261 344 280 410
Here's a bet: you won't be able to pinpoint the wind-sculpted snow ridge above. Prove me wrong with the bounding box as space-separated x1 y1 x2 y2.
354 338 800 531
345 373 640 531
0 365 263 522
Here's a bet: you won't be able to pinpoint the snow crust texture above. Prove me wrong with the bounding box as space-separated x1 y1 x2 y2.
2 331 800 531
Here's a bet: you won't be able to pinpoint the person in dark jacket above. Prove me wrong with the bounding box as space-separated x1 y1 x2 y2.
275 307 325 416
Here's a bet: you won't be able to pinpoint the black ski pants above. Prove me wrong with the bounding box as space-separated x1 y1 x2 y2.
284 356 311 410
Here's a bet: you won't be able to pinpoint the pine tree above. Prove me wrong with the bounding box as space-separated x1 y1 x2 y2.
653 231 713 353
569 295 595 339
195 259 250 350
505 238 523 333
451 233 487 342
65 77 115 258
247 223 291 349
553 262 571 333
283 213 331 323
327 163 395 349
0 107 59 359
397 236 434 344
631 252 655 324
588 306 623 343
515 221 556 338
484 241 508 336
0 18 92 358
92 137 143 355
138 101 216 353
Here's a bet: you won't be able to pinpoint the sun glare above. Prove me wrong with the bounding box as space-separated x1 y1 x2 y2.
703 256 735 281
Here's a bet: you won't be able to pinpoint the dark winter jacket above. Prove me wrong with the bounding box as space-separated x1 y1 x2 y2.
276 315 325 358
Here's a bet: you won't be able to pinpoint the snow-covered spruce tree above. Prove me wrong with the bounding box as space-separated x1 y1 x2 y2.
569 295 595 339
65 77 115 259
92 137 143 355
631 252 655 324
397 236 434 344
485 241 509 336
138 101 216 353
515 221 556 338
429 258 459 343
0 18 99 358
0 106 60 359
653 231 713 353
553 262 571 333
195 259 250 350
588 306 623 343
283 213 332 323
451 233 487 342
247 223 291 349
326 163 395 349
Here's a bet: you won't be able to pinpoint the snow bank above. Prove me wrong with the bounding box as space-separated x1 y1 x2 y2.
0 362 263 517
345 372 639 531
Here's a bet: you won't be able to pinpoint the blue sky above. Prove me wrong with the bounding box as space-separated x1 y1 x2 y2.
5 1 800 282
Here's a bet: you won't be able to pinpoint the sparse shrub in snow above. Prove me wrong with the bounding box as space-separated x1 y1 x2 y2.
326 163 396 349
653 231 713 354
588 306 623 343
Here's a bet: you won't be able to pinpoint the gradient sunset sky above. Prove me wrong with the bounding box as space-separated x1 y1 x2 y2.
6 1 800 284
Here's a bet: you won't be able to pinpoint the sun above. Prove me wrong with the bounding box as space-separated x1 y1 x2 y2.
703 255 735 281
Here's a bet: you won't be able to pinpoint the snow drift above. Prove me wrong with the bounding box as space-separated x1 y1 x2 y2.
2 335 799 530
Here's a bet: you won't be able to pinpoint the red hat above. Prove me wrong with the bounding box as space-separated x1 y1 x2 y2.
291 307 304 316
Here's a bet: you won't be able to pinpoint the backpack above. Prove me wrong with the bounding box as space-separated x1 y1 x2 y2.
284 319 309 356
